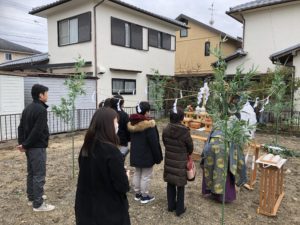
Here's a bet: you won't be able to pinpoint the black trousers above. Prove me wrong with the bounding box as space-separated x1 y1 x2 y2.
167 183 185 214
26 148 46 208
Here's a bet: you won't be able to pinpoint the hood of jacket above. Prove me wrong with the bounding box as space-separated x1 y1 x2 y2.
127 119 156 133
164 123 189 139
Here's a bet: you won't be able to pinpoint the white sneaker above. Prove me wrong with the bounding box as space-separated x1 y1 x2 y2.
33 203 55 212
27 195 47 206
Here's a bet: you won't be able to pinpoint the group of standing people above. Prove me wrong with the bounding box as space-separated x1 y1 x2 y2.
17 85 246 225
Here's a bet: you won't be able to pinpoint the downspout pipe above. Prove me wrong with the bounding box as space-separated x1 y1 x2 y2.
93 0 105 108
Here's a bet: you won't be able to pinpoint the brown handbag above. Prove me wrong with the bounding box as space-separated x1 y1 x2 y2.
187 155 196 181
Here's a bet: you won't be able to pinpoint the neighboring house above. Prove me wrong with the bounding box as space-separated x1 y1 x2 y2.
175 14 242 77
270 43 300 111
24 0 186 107
0 38 40 64
225 0 300 111
225 0 300 75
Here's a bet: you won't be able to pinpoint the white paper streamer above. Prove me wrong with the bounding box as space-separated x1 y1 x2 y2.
137 101 142 113
173 99 178 113
180 90 183 99
253 97 259 108
265 96 270 105
117 99 121 111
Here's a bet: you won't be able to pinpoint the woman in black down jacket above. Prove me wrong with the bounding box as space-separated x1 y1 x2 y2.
127 101 163 204
162 107 193 216
75 108 130 225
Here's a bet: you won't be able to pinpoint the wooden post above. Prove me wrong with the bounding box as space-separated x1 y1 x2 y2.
244 143 261 190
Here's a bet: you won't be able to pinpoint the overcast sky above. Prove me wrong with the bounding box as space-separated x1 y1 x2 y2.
0 0 250 53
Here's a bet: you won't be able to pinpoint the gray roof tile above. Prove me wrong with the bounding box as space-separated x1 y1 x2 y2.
30 0 187 28
228 0 297 13
0 38 40 54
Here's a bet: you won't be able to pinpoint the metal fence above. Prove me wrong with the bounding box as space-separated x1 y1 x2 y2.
0 109 97 142
260 111 300 133
0 107 168 142
1 108 299 142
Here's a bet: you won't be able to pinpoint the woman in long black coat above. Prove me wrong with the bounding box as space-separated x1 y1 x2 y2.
162 107 193 216
75 108 130 225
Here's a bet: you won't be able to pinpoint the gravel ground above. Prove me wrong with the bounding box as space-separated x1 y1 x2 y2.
0 120 299 225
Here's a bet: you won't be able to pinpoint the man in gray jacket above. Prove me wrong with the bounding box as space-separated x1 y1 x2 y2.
17 84 55 212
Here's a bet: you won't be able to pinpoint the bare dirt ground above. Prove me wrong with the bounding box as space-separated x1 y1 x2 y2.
0 121 299 225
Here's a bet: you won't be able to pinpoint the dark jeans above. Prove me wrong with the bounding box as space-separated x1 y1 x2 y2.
25 148 46 208
167 183 185 215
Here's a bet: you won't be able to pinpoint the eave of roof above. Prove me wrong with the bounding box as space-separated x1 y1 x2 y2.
0 53 49 69
227 0 299 22
270 43 300 64
211 49 247 67
29 0 71 15
176 14 242 43
29 0 187 28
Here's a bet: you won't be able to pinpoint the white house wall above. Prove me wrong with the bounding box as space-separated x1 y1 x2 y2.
96 3 177 107
24 77 96 134
294 54 300 111
0 75 24 141
24 77 96 109
47 2 94 65
226 3 300 75
0 75 24 115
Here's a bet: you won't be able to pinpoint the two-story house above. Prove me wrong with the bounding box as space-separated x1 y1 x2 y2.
26 0 186 107
175 14 242 78
0 38 40 64
225 0 300 110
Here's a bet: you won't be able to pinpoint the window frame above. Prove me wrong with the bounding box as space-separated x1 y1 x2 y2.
148 28 175 51
180 28 188 37
57 12 91 47
111 17 144 51
112 78 136 95
204 41 210 56
5 53 12 60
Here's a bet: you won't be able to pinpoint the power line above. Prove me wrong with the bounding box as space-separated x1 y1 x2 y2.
6 39 47 46
0 15 47 27
0 33 47 41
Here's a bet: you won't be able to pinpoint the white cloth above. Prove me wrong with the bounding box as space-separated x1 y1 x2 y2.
240 101 257 139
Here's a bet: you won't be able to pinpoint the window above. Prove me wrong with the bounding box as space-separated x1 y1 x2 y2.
5 53 12 60
205 41 210 56
58 12 91 46
180 28 188 37
112 79 136 95
111 17 143 50
149 29 175 51
178 18 188 37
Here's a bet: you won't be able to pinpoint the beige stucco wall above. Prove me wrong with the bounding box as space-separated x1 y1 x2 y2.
226 3 300 75
0 51 34 64
175 19 240 76
293 54 300 111
96 2 178 107
46 1 94 69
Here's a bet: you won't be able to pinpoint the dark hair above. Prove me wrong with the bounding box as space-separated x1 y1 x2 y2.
170 107 184 123
110 95 124 111
31 84 49 100
81 108 119 156
136 101 150 115
99 98 112 108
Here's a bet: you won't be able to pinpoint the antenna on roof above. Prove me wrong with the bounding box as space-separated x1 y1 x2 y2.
209 2 215 26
